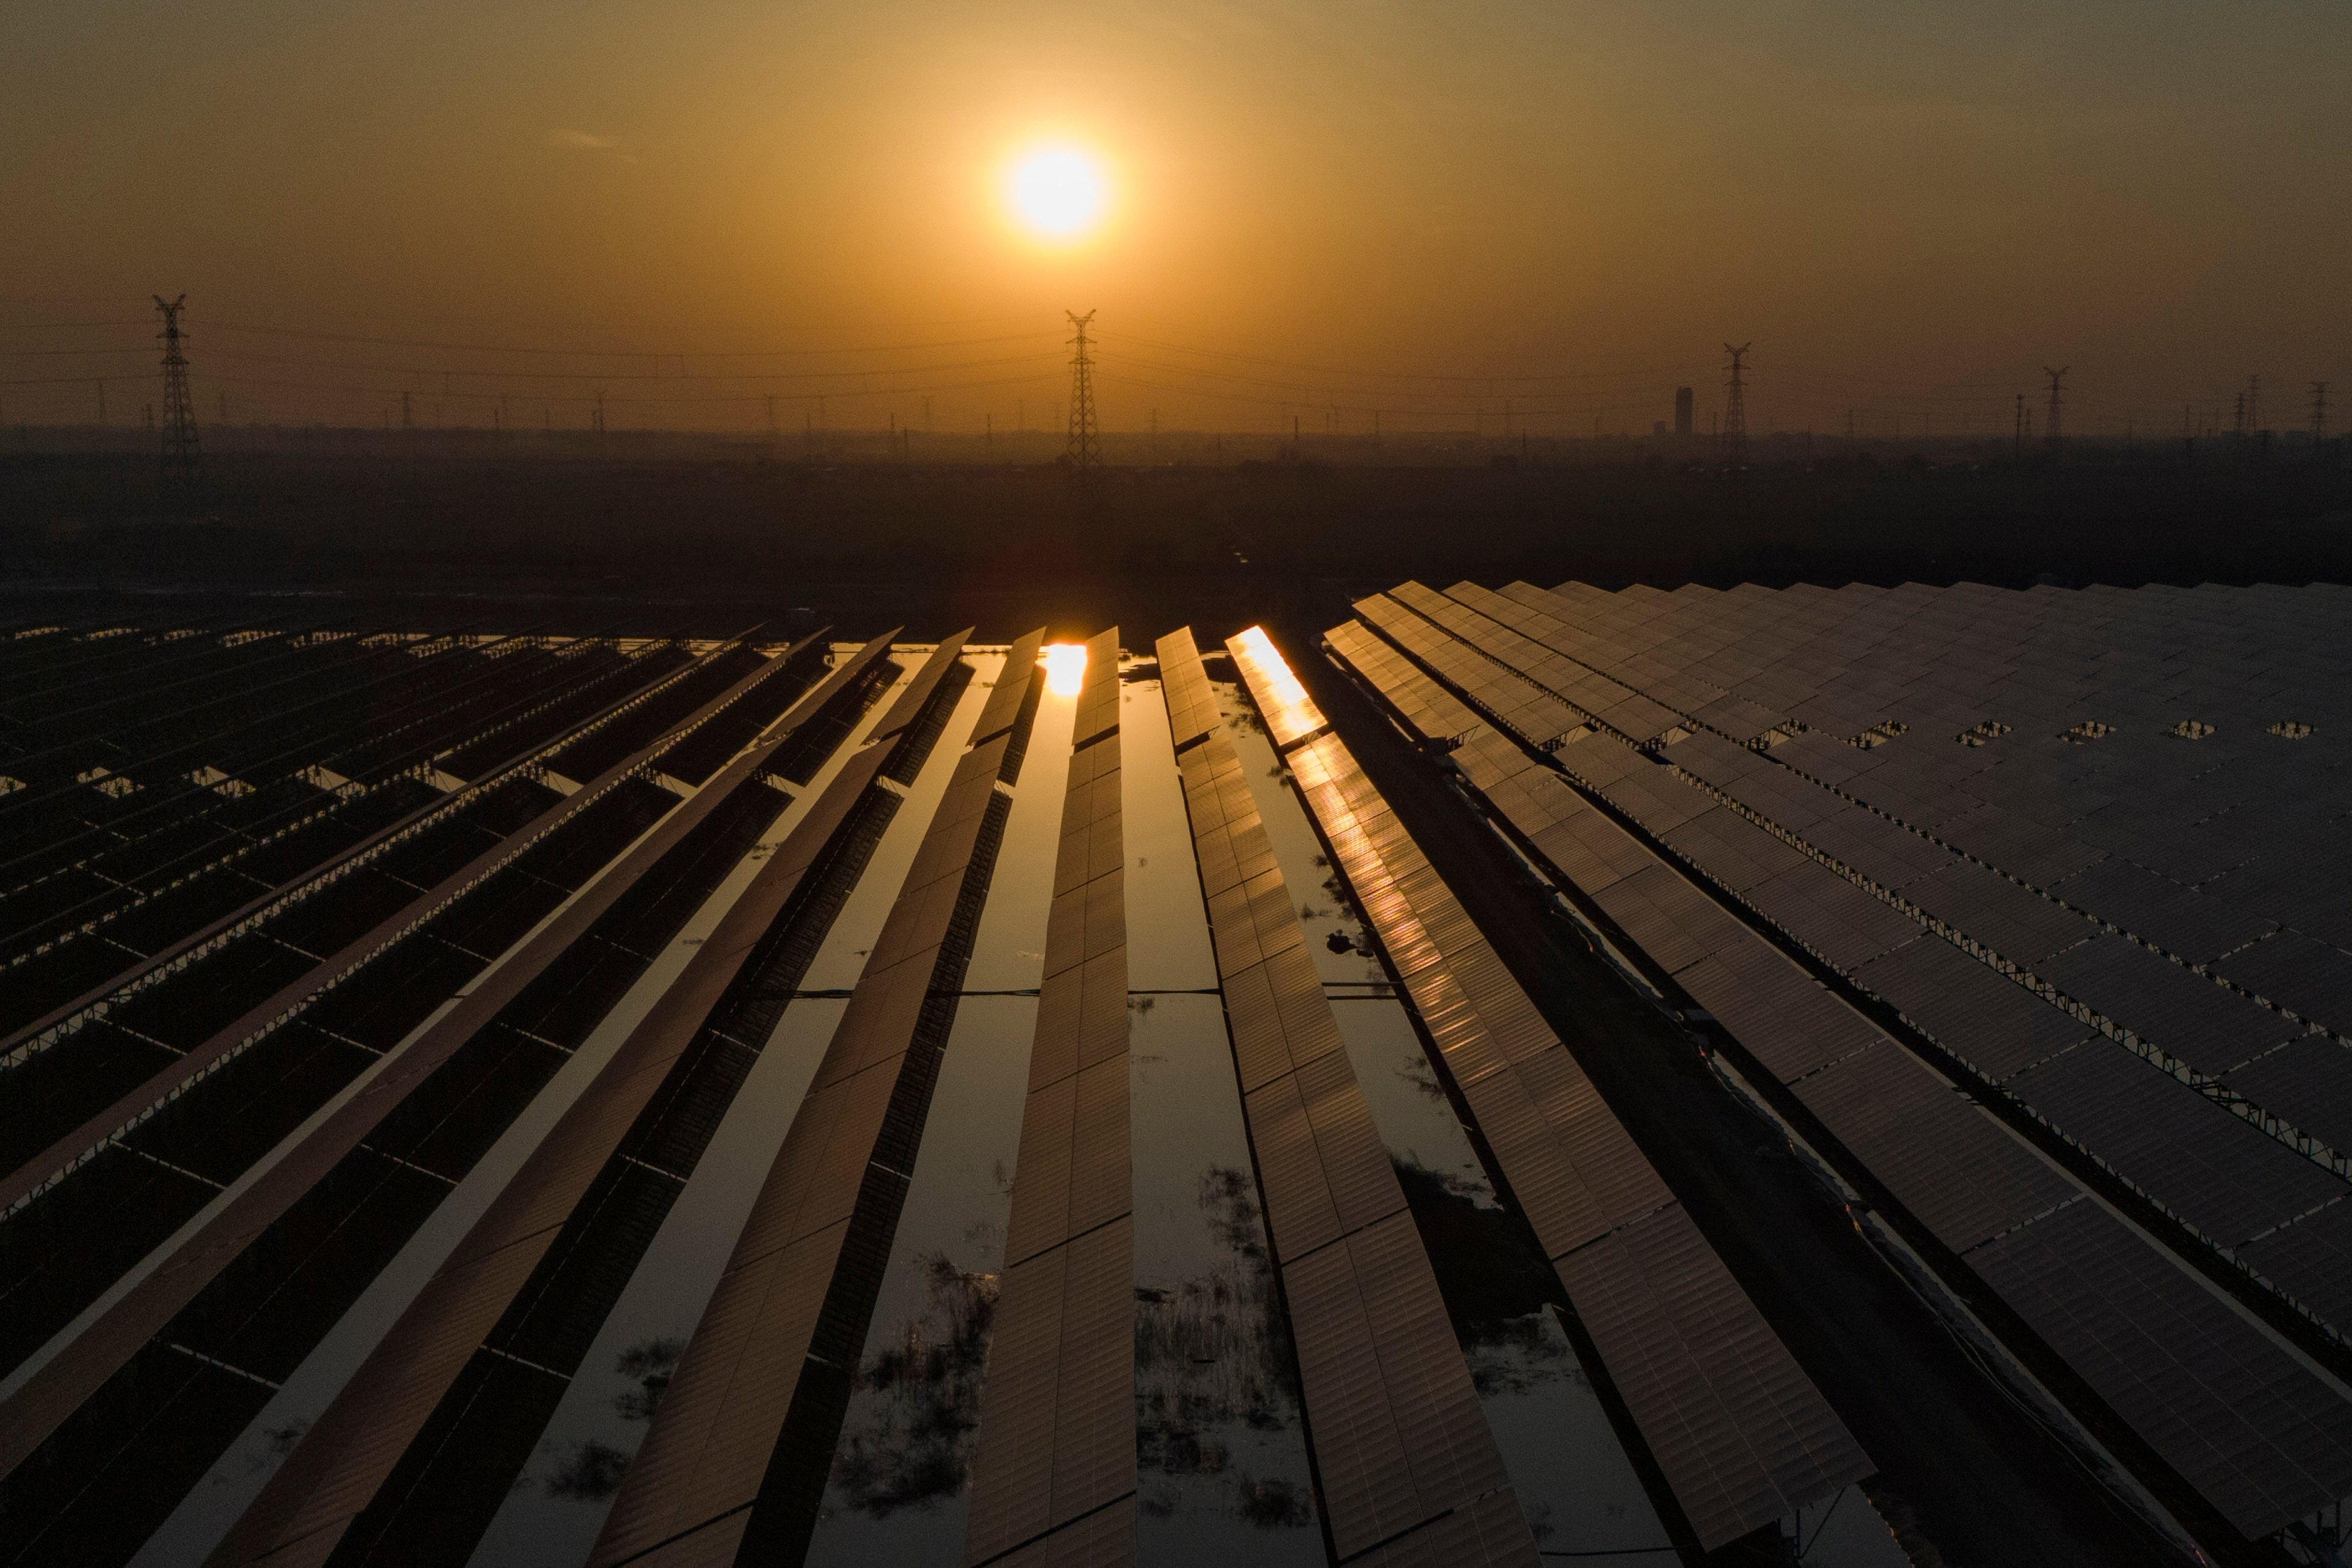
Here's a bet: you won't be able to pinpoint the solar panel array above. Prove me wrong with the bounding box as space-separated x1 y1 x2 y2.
1 635 914 1565
1158 628 1537 1568
208 635 916 1567
25 597 2334 1566
0 636 837 1400
1334 578 2352 1542
586 632 1046 1568
0 626 693 1026
1235 636 1870 1548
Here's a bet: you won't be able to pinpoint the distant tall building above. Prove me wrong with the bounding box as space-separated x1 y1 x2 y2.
1674 386 1694 436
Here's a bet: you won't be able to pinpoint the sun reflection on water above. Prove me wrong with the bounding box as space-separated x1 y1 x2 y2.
1042 642 1088 698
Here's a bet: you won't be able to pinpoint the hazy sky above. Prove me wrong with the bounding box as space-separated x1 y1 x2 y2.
6 1 2349 435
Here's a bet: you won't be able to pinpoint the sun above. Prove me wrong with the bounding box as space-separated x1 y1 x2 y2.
1007 147 1109 242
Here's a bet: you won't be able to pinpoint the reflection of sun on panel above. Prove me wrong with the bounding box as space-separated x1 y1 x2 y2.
1227 626 1326 749
1043 641 1088 697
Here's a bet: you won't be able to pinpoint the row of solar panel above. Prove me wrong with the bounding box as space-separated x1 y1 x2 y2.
0 639 818 1152
964 626 1136 1567
1333 593 2352 1544
0 630 627 890
0 637 713 1032
0 621 404 756
1396 580 2352 1337
2 634 810 1054
0 632 929 1567
581 632 1039 1568
1234 628 1872 1552
0 637 852 1369
208 637 931 1568
1159 627 1538 1567
1500 578 2352 986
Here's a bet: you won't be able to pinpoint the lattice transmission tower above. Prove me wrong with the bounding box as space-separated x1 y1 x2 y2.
1722 343 1751 466
154 294 202 510
2044 366 2068 448
1065 310 1100 473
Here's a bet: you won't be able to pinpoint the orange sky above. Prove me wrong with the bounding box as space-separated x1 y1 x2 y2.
6 1 2350 436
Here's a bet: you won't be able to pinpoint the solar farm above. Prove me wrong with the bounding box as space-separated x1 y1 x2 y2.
1 584 2350 1567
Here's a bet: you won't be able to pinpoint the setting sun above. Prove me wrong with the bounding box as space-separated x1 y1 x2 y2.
1007 147 1108 242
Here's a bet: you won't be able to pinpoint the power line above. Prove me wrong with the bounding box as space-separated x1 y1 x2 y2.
1099 351 1672 408
24 366 1066 409
1093 369 1602 423
198 322 1058 359
183 346 1062 382
1098 331 1712 385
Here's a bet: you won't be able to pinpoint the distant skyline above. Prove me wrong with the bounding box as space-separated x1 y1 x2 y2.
5 1 2349 436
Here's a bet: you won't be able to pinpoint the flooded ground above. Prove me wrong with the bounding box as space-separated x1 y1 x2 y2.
800 657 1076 1564
1126 670 1325 1565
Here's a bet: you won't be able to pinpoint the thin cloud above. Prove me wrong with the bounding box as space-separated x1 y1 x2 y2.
548 128 619 152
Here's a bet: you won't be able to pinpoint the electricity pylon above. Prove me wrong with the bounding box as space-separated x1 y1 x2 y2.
154 294 202 512
1722 343 1750 466
1065 311 1100 473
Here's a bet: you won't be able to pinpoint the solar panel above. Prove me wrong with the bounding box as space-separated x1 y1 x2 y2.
1272 729 1870 1550
1739 861 1923 970
2007 1042 2346 1249
1972 1199 2352 1540
1153 628 1534 1566
1326 618 1486 745
2051 857 2276 966
967 627 1135 1566
586 632 1049 1568
1792 1042 2078 1255
1902 860 2096 968
1599 766 1714 835
2034 935 2301 1075
1659 807 1816 896
2216 929 2352 1039
1363 578 2352 1544
1225 626 1327 749
1556 1206 1874 1548
2238 1199 2352 1338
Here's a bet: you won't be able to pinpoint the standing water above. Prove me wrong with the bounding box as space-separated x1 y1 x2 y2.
800 649 1074 1564
1126 667 1323 1565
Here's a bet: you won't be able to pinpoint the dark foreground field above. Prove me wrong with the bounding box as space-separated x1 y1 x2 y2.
5 438 2351 636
